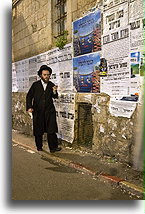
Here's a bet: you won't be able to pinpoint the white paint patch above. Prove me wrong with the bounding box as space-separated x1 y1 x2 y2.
93 102 101 113
27 150 35 154
122 135 127 139
100 124 105 133
13 144 18 147
19 146 25 149
111 133 116 137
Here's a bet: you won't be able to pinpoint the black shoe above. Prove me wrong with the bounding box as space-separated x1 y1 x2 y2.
55 147 61 152
50 149 55 153
50 147 61 153
37 148 43 151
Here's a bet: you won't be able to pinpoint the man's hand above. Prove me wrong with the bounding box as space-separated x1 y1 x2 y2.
27 108 34 113
52 85 58 93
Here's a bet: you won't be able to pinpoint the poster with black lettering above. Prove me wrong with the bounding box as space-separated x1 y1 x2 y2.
28 56 38 89
129 0 144 98
12 59 30 92
58 44 73 92
13 59 30 92
46 47 60 86
53 93 75 143
129 0 144 52
109 98 137 118
12 63 18 92
37 51 48 69
101 0 130 96
46 44 73 92
103 0 128 11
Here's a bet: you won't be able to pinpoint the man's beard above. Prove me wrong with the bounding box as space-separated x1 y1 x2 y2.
41 76 49 83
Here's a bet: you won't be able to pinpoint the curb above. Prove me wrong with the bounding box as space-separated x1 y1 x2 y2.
98 173 123 184
98 173 144 198
12 139 144 199
119 181 144 198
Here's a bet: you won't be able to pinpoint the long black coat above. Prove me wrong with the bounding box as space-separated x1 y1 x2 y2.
26 80 58 136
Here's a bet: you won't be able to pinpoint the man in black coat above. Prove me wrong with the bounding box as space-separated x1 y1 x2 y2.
26 65 61 153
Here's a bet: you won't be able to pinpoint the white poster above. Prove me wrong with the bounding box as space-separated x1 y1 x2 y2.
28 56 37 76
37 51 48 70
28 56 38 89
109 98 137 118
54 93 75 143
12 63 18 92
46 44 73 92
129 0 144 52
46 48 60 86
58 44 73 92
103 0 128 11
101 0 131 96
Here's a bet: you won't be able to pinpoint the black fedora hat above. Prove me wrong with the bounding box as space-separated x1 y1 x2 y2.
37 65 52 77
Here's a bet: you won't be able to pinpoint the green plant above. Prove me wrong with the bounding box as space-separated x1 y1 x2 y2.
55 30 68 49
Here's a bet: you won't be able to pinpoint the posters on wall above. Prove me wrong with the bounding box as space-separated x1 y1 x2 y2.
12 43 73 93
73 9 101 93
12 44 75 143
101 0 144 118
73 10 101 57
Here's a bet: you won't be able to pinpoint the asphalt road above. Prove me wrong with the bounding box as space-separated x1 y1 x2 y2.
12 143 137 200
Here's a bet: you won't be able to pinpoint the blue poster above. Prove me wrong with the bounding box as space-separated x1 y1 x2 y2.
73 10 101 57
73 53 100 92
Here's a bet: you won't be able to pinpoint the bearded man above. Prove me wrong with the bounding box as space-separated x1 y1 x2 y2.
26 65 61 153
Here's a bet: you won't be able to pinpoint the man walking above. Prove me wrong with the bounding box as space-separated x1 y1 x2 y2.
26 65 61 153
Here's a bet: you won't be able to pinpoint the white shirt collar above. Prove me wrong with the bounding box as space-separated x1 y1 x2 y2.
41 79 47 90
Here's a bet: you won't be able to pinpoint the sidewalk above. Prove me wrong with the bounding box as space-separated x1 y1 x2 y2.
12 130 144 199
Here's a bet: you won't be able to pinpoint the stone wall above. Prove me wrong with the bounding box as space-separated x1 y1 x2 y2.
12 92 138 164
74 93 138 164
